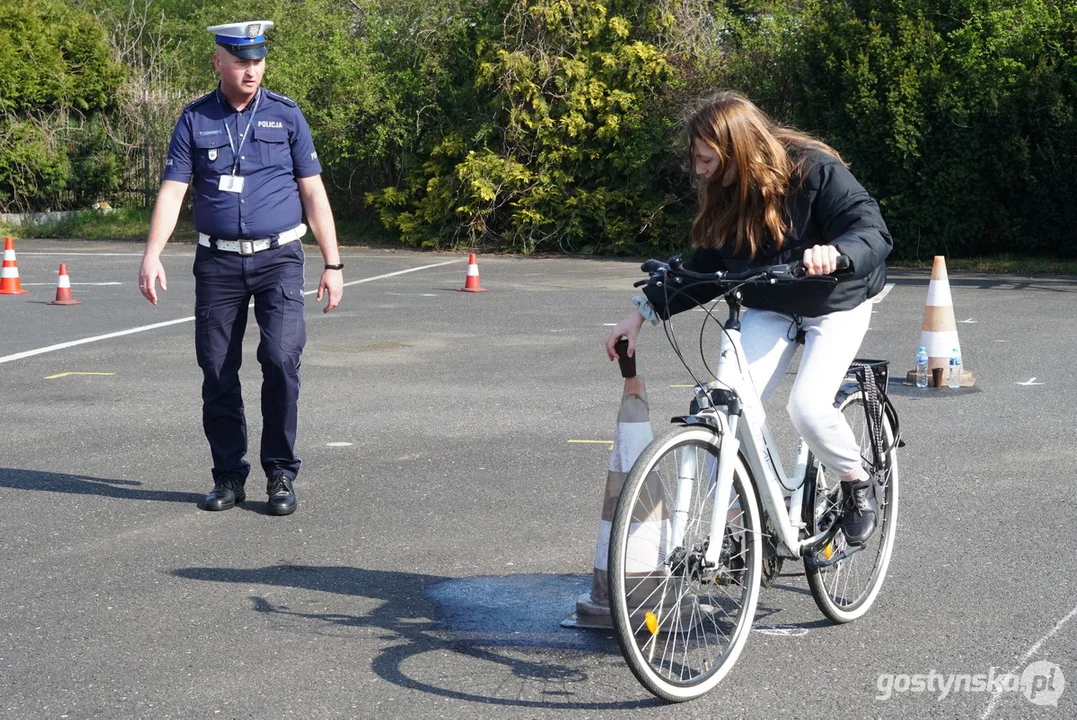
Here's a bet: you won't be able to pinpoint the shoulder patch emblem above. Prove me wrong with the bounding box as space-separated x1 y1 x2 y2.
263 90 298 107
184 91 215 112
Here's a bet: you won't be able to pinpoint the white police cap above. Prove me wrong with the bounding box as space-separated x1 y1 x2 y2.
207 21 274 59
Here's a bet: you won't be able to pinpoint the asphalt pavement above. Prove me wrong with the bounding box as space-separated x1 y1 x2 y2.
1 239 1074 719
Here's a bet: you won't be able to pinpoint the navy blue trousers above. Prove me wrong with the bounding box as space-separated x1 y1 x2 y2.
193 241 306 485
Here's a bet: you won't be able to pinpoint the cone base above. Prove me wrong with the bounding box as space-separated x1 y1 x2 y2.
457 287 487 293
561 592 613 630
47 299 81 305
904 368 976 388
0 288 29 295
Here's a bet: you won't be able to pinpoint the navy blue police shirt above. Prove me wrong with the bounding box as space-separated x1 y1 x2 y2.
162 86 322 239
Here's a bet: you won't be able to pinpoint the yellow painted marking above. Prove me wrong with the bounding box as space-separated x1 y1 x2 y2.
44 372 116 380
645 611 659 635
670 384 694 388
568 439 613 445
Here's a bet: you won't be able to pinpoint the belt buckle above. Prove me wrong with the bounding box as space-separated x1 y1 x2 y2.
239 240 255 256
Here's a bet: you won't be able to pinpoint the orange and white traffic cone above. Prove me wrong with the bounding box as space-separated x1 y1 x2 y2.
907 255 975 387
563 341 657 629
458 253 487 292
46 264 81 306
0 237 29 295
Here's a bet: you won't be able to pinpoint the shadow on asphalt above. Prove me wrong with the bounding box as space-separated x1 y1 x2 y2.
171 565 662 710
0 467 203 504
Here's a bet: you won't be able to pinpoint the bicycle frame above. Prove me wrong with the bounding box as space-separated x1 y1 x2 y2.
673 293 829 565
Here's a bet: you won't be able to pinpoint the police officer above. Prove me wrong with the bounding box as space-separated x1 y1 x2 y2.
137 20 343 516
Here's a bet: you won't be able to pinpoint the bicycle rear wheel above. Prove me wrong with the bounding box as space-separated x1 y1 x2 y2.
608 426 762 702
805 390 899 623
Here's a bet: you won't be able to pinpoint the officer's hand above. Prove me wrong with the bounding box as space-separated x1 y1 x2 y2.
138 260 167 305
317 269 343 313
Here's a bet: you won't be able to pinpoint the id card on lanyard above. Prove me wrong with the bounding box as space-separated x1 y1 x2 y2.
215 89 260 194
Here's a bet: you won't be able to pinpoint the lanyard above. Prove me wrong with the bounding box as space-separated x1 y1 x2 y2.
216 88 261 174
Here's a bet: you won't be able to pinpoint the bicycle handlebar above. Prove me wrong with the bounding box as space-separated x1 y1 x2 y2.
632 254 851 288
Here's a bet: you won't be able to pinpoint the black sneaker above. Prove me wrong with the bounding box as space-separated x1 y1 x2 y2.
201 477 246 511
266 472 297 516
840 480 878 545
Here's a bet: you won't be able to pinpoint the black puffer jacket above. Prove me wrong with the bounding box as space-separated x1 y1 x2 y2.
643 151 892 319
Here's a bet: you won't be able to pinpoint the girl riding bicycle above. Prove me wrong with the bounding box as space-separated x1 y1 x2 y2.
605 91 892 545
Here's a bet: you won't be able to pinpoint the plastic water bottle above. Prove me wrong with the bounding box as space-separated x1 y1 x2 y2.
915 347 929 388
948 348 962 389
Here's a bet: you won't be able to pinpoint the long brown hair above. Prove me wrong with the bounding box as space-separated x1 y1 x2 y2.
686 91 844 257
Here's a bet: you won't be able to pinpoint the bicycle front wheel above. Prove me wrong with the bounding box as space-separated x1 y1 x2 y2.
608 426 762 702
805 390 899 623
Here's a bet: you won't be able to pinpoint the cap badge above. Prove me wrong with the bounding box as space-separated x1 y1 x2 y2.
245 24 260 38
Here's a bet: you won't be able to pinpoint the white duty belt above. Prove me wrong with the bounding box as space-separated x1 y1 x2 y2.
198 224 306 255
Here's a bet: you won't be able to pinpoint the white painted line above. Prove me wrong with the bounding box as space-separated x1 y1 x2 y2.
753 625 809 637
1016 378 1044 386
980 602 1077 718
959 318 978 323
332 259 463 294
16 252 150 257
0 260 463 366
0 317 194 365
22 282 122 286
871 282 895 303
326 442 353 447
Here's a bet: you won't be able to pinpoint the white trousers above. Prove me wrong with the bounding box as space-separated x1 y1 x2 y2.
740 301 873 479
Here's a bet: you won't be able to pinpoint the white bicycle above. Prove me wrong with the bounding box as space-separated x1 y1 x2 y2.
608 256 902 702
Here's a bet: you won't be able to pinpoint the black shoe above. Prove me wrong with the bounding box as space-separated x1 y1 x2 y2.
201 478 246 511
840 480 878 545
266 472 297 516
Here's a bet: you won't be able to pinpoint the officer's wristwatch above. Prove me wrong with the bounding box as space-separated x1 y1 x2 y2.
324 263 344 270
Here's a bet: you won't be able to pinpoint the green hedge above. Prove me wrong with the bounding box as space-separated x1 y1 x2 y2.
785 0 1077 260
4 0 1075 259
0 0 127 209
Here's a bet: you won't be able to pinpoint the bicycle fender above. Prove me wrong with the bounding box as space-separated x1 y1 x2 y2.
670 415 722 431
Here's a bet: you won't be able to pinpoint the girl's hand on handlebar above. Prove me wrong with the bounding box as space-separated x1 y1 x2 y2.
606 310 646 361
802 244 841 276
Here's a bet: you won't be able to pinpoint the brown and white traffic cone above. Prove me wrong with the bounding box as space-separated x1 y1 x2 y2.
0 237 29 295
906 255 975 387
457 253 487 292
46 264 81 305
563 340 655 629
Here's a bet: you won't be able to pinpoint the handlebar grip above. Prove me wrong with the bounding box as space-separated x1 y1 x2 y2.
835 254 851 271
640 259 663 273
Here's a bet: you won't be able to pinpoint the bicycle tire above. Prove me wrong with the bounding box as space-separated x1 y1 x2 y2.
804 390 899 623
608 426 762 702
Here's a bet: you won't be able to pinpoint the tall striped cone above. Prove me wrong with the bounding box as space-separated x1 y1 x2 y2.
907 255 975 387
562 374 654 629
1 237 29 295
458 253 487 292
46 264 80 305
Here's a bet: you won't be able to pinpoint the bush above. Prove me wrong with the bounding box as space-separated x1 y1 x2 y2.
787 0 1077 259
0 0 127 210
367 0 693 253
